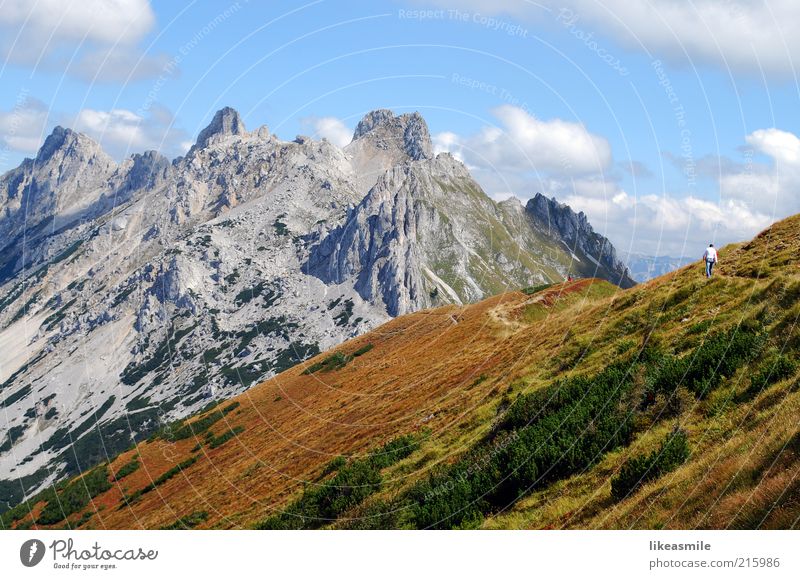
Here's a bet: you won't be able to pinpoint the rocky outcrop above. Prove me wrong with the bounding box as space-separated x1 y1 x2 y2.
351 109 433 161
525 193 636 288
190 106 247 153
0 127 116 254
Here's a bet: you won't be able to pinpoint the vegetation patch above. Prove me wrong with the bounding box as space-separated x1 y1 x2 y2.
333 298 354 327
121 456 198 506
157 401 241 442
521 283 553 295
265 342 319 374
120 323 197 386
611 429 690 501
0 425 26 453
113 458 141 481
302 344 374 375
234 282 280 307
208 425 245 449
0 384 32 408
161 510 209 530
37 464 112 525
256 435 418 530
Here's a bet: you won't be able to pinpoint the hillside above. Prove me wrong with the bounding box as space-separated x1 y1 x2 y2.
2 214 798 530
0 107 633 507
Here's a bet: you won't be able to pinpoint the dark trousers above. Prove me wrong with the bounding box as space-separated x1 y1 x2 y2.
705 259 715 277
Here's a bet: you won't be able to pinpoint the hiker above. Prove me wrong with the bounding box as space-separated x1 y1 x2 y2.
703 243 718 278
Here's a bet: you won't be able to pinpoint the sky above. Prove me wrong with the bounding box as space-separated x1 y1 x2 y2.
1 0 800 258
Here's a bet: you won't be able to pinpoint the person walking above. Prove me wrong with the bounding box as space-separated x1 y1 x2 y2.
703 243 718 278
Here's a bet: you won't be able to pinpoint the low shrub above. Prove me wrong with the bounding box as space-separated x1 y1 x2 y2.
611 429 690 501
161 510 209 530
37 465 112 525
743 354 797 399
113 458 140 481
255 435 418 530
208 426 245 449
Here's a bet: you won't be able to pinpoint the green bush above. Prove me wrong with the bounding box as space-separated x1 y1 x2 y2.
37 465 112 525
301 344 374 375
121 456 198 506
161 401 240 442
113 458 140 481
208 426 245 449
319 456 346 478
406 363 636 529
521 283 553 295
611 429 690 501
650 325 766 398
255 435 418 530
748 354 797 395
161 510 209 530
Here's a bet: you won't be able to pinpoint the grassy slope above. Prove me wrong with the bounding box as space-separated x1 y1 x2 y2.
4 215 800 530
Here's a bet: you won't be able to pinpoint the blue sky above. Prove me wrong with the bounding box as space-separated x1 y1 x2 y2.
2 0 800 256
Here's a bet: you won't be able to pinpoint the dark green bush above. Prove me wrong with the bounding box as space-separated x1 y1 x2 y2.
406 363 636 529
255 435 418 530
161 510 209 530
113 458 140 481
521 283 553 295
301 344 374 375
37 465 112 525
319 456 346 478
650 325 766 398
208 426 245 449
611 429 690 501
120 456 198 506
744 354 797 398
162 401 240 442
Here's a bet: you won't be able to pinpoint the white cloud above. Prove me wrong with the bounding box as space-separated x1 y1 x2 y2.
71 105 189 159
301 116 353 147
0 0 167 82
0 98 50 155
416 0 800 77
433 105 611 176
436 108 800 255
746 128 800 166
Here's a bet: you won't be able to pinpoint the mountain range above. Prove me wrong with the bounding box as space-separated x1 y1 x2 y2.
3 211 797 529
0 107 634 509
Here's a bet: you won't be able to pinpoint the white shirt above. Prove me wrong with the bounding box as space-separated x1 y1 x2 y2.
703 247 717 262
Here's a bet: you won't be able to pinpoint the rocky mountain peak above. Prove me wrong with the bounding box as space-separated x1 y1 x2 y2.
35 126 106 164
351 109 433 161
193 106 246 150
525 193 636 288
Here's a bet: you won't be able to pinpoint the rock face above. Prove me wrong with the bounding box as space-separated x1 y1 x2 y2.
525 193 636 288
192 106 246 151
0 107 634 509
0 126 116 256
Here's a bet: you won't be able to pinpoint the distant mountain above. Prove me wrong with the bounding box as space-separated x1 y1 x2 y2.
6 214 797 530
0 107 633 508
623 253 695 282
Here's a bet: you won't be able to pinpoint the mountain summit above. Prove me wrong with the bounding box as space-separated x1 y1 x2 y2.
0 106 633 508
192 106 247 152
